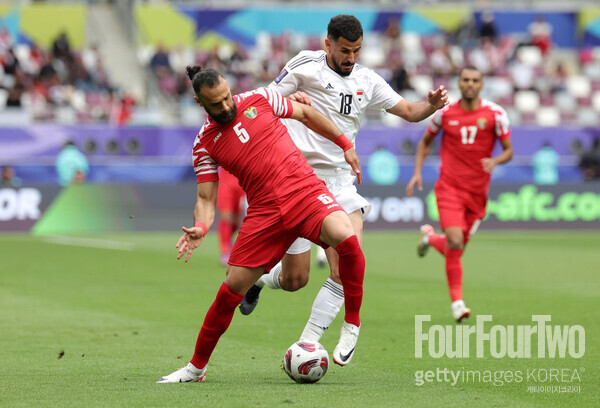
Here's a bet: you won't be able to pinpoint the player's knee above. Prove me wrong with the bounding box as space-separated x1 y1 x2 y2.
446 235 464 250
280 272 309 291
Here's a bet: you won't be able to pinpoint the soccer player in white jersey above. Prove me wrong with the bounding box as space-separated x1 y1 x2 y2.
239 15 449 365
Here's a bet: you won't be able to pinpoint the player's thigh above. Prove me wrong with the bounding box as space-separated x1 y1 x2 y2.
318 210 355 248
225 265 266 294
348 209 364 246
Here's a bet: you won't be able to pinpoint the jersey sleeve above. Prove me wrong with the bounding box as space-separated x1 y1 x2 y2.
369 71 403 111
268 53 304 96
493 106 511 141
426 109 444 137
257 87 294 118
192 131 219 183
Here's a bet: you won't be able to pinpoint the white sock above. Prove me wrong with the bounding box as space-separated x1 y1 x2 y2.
423 235 430 245
257 261 282 289
300 278 344 341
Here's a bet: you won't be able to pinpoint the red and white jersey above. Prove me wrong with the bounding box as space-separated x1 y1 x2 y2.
192 87 316 204
269 50 402 170
427 99 511 194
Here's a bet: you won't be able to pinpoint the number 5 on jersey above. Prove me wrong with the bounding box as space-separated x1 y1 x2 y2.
234 122 250 143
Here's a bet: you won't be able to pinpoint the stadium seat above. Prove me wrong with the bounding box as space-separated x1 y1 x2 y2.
583 62 600 80
360 39 386 68
484 77 513 100
410 75 434 96
381 111 404 127
514 90 540 113
535 107 560 127
0 88 7 109
591 91 600 112
566 76 591 98
577 108 599 126
554 91 577 112
504 107 521 125
517 46 543 66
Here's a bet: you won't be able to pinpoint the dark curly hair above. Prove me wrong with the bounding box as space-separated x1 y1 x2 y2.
327 15 363 42
186 65 224 96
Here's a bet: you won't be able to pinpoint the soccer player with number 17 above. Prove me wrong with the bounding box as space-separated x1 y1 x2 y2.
406 66 514 322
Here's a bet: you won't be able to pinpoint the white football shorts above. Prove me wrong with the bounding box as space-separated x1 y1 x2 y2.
286 168 372 255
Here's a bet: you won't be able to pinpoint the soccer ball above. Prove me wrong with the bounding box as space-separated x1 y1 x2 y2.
282 340 329 383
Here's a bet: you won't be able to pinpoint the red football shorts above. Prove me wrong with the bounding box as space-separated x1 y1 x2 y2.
434 178 487 237
217 168 245 214
228 181 343 271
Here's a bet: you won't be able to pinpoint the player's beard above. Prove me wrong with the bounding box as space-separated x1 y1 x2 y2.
330 58 354 77
210 103 238 124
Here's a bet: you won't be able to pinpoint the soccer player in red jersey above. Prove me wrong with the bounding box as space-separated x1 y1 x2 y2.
216 167 245 265
158 65 365 383
406 66 514 322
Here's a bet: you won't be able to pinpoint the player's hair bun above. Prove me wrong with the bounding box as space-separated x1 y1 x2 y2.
186 65 202 81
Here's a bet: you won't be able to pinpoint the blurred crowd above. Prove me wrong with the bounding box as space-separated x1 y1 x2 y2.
0 29 133 124
145 14 600 127
2 14 600 127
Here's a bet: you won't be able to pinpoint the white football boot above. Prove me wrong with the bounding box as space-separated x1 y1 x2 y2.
157 363 206 383
332 321 360 366
417 224 434 257
451 300 471 323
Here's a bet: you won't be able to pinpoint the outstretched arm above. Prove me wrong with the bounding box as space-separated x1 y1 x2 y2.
289 100 362 184
176 180 218 262
406 132 436 196
387 86 449 123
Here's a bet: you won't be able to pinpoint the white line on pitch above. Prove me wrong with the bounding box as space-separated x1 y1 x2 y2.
43 235 135 251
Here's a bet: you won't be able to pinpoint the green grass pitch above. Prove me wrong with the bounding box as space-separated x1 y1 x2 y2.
1 230 598 407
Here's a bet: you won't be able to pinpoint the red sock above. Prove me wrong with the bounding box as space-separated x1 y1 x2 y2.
429 233 447 255
445 248 463 302
190 282 244 369
335 235 365 327
217 220 234 255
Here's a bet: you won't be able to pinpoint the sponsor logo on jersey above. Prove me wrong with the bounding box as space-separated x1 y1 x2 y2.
449 120 459 126
356 89 364 102
244 107 258 119
213 132 222 142
274 69 288 84
325 83 334 90
477 117 487 129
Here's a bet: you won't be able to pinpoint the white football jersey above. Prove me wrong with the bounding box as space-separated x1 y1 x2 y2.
269 50 403 170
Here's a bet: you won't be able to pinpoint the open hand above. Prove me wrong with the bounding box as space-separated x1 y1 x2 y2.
176 225 206 262
427 86 449 110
